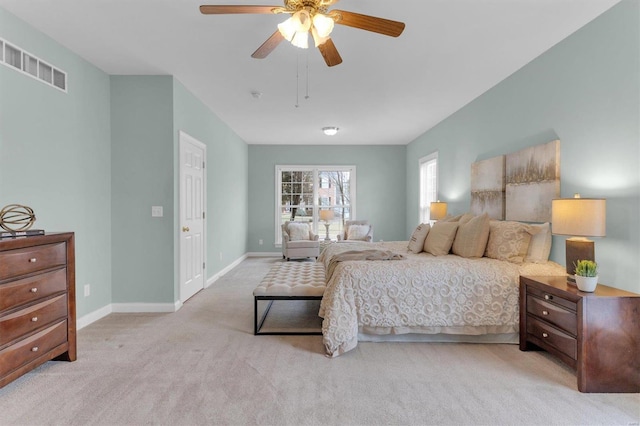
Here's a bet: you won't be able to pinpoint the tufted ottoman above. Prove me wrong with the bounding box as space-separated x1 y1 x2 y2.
253 261 326 335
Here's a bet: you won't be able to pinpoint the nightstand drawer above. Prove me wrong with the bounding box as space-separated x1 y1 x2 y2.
0 295 68 347
526 285 576 311
0 243 66 280
527 295 577 336
0 320 67 379
0 269 67 312
527 315 577 360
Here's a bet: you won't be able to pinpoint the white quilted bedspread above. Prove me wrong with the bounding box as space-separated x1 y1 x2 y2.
318 241 565 357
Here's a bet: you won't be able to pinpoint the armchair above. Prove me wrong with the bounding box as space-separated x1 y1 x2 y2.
336 220 373 242
282 221 320 261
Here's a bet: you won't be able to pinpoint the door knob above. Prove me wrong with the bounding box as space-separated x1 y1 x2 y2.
182 226 190 232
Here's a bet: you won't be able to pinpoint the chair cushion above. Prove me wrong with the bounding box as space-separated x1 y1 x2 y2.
347 224 370 240
288 222 310 241
287 240 319 249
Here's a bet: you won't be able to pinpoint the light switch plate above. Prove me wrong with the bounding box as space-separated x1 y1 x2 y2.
151 206 163 217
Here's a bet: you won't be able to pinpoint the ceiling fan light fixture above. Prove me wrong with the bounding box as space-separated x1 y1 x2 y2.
291 31 309 49
277 17 297 41
311 27 330 47
322 126 339 136
312 13 334 38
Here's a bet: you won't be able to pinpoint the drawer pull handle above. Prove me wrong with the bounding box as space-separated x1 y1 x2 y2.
31 316 38 322
31 346 39 352
30 287 38 293
544 294 553 301
29 257 37 263
542 310 549 316
542 332 549 338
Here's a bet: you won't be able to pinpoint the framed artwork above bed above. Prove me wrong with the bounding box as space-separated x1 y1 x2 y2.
471 140 560 223
470 156 506 220
505 140 560 222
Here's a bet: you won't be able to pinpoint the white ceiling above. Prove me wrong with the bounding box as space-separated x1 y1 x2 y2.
0 0 619 145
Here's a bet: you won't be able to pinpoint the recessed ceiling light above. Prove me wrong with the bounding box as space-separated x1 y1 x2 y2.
322 126 339 136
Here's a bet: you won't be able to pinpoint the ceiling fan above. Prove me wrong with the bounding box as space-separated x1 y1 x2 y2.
199 0 406 67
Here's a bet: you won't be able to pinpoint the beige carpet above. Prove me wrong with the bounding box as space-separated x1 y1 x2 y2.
1 257 638 425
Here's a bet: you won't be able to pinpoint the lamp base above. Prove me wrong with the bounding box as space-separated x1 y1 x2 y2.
566 238 594 282
324 222 331 242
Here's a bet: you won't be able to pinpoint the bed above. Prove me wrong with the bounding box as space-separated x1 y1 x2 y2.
318 233 566 357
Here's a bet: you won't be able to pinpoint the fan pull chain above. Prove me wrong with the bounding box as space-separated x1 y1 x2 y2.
305 53 310 100
295 54 300 108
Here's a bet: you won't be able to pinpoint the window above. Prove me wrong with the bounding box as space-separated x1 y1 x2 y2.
276 166 356 244
419 152 438 223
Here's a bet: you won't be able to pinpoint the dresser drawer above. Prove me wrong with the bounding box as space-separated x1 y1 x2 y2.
526 285 577 311
0 269 67 312
527 295 577 336
0 320 67 378
0 243 66 280
527 315 577 360
0 295 67 347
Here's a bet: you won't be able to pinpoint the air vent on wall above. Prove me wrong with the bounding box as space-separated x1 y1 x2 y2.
0 38 67 92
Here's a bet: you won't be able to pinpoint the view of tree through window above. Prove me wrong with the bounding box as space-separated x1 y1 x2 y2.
276 166 356 244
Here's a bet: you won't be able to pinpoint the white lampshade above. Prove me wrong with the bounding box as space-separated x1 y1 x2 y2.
278 10 311 47
277 17 297 41
311 26 330 47
291 31 309 49
429 201 448 221
312 13 334 38
551 196 606 237
319 209 334 222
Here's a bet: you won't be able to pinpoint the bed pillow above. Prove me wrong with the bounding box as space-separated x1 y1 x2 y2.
287 222 310 241
452 213 490 258
424 221 459 256
407 223 430 253
485 221 534 264
524 222 552 263
346 224 370 241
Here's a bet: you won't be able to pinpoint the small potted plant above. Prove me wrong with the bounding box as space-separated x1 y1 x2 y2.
574 260 598 292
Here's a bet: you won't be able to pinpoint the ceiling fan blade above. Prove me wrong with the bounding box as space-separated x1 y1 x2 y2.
330 10 405 37
199 5 279 15
318 39 343 67
251 31 285 59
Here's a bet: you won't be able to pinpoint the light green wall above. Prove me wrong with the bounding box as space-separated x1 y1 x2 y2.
247 145 406 251
110 76 175 303
0 7 112 316
406 0 639 293
172 79 248 286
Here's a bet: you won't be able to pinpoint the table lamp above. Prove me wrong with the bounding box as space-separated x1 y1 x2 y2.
430 201 448 221
551 194 606 281
319 209 334 241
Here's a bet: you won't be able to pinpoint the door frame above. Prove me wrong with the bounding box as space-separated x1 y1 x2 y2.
178 130 207 304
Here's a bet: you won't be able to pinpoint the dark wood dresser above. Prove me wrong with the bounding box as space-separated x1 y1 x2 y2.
0 233 76 388
520 275 640 393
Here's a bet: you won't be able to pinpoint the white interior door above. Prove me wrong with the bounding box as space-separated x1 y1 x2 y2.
180 131 206 303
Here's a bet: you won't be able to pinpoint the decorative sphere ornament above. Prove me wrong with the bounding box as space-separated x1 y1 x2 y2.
0 204 36 232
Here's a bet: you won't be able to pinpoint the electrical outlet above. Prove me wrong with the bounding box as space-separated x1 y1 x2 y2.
84 284 90 297
151 206 163 217
219 252 223 261
259 239 263 245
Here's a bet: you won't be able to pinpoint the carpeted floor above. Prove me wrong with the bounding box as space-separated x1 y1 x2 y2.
1 257 638 425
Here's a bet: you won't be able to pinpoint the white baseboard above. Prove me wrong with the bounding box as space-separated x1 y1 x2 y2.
206 253 248 287
246 251 281 257
76 304 113 330
111 301 180 313
76 251 260 330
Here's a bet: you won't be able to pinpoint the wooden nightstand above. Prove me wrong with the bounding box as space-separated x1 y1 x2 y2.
520 275 640 393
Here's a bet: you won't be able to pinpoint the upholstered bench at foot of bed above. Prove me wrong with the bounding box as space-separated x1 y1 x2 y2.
253 262 326 335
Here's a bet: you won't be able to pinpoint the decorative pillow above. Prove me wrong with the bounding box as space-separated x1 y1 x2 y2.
525 222 552 263
347 224 370 241
287 222 309 241
407 223 430 253
452 213 490 258
424 222 459 256
485 221 534 264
